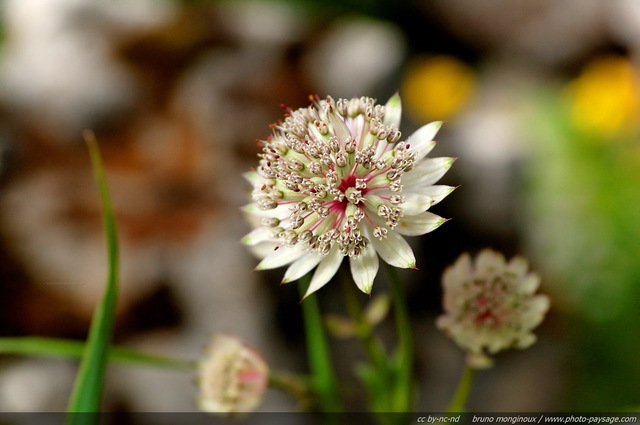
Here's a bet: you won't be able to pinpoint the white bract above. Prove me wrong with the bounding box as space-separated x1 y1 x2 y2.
437 249 550 368
198 334 269 414
243 94 454 297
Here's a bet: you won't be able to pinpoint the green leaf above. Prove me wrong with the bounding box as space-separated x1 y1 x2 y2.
65 132 120 420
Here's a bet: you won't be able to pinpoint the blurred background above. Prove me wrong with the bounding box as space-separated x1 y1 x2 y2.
0 0 639 416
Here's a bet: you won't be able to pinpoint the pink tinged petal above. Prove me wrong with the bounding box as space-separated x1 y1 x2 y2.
255 246 305 270
327 110 352 142
396 211 447 236
406 121 442 159
402 192 434 215
349 244 379 294
402 157 455 187
242 227 274 246
369 229 416 268
383 92 402 128
304 246 343 298
282 253 323 283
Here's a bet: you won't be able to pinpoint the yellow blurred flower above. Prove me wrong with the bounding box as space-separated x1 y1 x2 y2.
565 56 640 138
402 55 475 122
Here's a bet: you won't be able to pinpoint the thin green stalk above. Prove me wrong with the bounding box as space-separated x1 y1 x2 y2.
385 264 414 413
0 337 194 370
65 132 120 421
447 364 475 412
268 370 313 408
298 273 343 412
341 276 396 416
341 278 389 373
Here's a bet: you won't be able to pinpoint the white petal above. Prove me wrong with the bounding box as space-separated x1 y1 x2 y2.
256 246 304 270
475 249 504 275
417 185 456 206
402 192 434 215
282 253 323 283
243 170 269 185
506 256 529 279
307 119 327 143
304 246 343 298
248 241 279 259
241 203 292 220
241 227 274 246
449 253 473 285
396 211 447 236
349 245 379 294
406 121 442 159
520 274 542 295
369 229 416 268
383 93 402 128
327 110 352 142
402 157 454 187
363 194 386 212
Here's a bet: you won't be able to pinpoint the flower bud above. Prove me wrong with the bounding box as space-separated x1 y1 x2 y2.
437 249 550 368
197 334 269 414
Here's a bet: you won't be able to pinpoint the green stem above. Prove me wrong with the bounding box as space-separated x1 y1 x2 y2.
385 264 414 413
298 273 343 412
0 336 319 407
268 370 313 408
341 276 396 418
341 279 389 374
0 336 195 370
447 364 475 412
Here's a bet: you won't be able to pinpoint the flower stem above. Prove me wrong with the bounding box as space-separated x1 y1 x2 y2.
268 370 313 408
298 273 343 412
0 336 320 408
341 278 389 375
0 336 195 370
447 364 475 412
385 264 414 413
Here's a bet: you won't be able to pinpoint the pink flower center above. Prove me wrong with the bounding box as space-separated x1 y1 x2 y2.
337 174 357 193
474 296 500 325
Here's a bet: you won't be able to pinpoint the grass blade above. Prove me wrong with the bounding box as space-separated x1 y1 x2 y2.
65 132 120 419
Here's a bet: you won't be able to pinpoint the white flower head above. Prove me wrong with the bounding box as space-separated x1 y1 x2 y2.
437 249 550 369
198 334 269 414
243 94 454 298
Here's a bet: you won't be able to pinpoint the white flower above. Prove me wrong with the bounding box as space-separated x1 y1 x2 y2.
243 94 454 297
436 249 550 368
198 334 269 414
